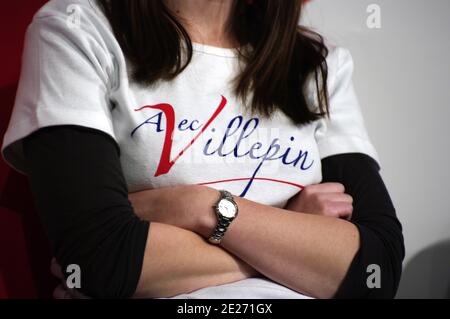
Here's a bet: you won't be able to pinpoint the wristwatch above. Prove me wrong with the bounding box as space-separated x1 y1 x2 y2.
208 190 239 245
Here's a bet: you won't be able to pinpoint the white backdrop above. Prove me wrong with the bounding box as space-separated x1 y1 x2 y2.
303 0 450 298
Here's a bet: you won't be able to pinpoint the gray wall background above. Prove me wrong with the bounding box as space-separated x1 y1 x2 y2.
303 0 450 298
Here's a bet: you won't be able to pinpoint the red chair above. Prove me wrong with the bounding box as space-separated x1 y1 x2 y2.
0 0 57 299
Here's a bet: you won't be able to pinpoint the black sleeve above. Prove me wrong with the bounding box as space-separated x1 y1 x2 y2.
321 153 405 299
23 125 150 299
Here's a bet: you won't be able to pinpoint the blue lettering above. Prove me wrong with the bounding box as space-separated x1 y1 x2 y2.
131 112 164 137
179 119 203 131
234 118 259 157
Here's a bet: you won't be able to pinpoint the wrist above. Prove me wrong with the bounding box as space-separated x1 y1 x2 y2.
206 190 240 244
129 190 153 218
191 185 219 237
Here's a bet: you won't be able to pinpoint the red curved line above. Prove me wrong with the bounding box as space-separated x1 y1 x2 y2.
197 177 305 189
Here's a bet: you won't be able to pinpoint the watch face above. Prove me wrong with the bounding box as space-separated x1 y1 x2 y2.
217 199 237 218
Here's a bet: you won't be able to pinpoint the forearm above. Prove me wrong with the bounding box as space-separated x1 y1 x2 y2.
131 186 359 299
219 197 359 299
134 222 259 298
23 126 258 298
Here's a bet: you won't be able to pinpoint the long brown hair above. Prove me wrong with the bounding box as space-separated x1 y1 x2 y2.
97 0 329 125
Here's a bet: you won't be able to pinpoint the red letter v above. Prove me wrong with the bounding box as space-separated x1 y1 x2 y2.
135 96 228 177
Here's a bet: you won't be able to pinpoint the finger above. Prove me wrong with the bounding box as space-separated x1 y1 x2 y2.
336 202 353 220
322 201 353 219
305 183 345 194
316 192 353 204
53 284 72 299
71 288 90 299
51 258 64 279
62 278 69 290
59 279 90 299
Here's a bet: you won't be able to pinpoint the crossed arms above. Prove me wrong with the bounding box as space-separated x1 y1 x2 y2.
24 125 404 299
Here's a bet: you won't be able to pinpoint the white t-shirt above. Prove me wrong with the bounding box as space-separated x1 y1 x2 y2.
1 0 379 299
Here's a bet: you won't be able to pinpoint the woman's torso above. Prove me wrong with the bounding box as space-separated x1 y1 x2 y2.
11 0 349 298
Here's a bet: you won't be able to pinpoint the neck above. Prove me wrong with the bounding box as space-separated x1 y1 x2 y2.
164 0 237 48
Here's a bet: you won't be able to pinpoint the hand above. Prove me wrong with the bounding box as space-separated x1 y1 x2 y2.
285 183 353 220
128 185 218 237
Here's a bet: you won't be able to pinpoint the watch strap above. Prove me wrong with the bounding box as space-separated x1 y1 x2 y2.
208 190 237 244
208 217 232 244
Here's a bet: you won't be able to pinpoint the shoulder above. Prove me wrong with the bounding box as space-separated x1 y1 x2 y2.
323 45 357 99
33 0 101 20
305 45 355 107
326 45 354 68
326 46 355 82
33 0 102 20
23 0 120 72
28 0 112 40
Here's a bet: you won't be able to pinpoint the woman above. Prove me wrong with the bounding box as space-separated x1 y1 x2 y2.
1 0 404 299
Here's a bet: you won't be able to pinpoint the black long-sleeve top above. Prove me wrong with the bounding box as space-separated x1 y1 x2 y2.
22 125 405 299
